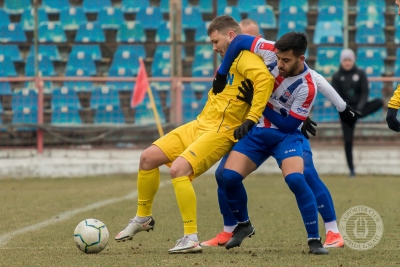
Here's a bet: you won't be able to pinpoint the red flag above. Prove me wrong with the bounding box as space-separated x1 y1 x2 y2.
131 58 149 108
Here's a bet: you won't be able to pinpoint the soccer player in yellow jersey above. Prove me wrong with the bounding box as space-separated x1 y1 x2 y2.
114 15 274 254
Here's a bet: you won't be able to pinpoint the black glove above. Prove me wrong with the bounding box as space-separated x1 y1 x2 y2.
212 72 227 95
386 107 400 132
234 119 255 140
237 79 254 105
301 117 317 139
339 105 363 128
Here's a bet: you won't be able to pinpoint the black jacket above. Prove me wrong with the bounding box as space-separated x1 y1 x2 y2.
331 65 369 112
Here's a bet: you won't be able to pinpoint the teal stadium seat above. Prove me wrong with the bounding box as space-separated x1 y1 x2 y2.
90 86 121 108
217 6 241 22
42 0 70 14
110 49 140 76
199 0 215 14
117 21 146 43
312 93 339 123
115 45 146 61
0 23 27 42
121 0 150 14
75 22 105 43
356 7 385 28
182 83 208 123
237 0 266 14
313 21 343 45
66 52 97 76
0 9 11 28
279 0 308 13
134 92 166 125
191 45 214 91
94 105 125 124
151 45 172 91
12 89 38 111
82 0 111 13
21 8 49 31
357 0 386 13
107 67 135 92
195 22 210 42
63 69 93 92
51 107 82 124
156 21 186 42
0 82 12 95
29 45 61 61
71 45 102 61
318 0 343 10
97 7 124 29
315 46 342 77
248 6 276 29
182 7 203 30
25 55 57 76
52 87 82 110
355 22 385 44
60 7 87 30
317 6 343 25
135 7 163 30
278 20 307 39
12 109 38 131
0 45 23 62
279 7 306 29
38 22 66 42
0 55 17 76
4 0 31 14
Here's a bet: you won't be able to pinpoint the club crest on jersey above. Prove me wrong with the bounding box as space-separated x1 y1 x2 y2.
279 89 291 103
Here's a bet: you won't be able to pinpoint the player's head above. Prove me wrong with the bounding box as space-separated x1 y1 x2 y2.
340 48 356 71
274 32 307 78
208 15 241 58
396 0 400 15
239 19 260 37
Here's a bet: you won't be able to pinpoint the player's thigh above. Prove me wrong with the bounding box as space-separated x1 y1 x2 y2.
140 145 171 170
180 132 234 179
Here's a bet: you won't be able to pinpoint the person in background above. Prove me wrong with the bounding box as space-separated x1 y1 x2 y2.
331 49 383 177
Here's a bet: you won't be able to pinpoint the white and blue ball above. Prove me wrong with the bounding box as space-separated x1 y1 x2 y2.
74 218 109 254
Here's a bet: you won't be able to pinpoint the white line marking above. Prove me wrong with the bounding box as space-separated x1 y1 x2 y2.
0 181 170 247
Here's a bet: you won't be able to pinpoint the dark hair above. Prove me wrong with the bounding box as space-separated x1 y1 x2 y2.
274 32 308 57
207 15 241 36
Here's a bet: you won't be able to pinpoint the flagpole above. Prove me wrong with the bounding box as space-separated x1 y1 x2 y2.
146 86 165 137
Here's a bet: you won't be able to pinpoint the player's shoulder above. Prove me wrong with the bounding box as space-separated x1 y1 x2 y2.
236 50 267 66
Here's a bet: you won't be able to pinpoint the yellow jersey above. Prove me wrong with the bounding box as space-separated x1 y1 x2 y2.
196 50 274 142
388 84 400 109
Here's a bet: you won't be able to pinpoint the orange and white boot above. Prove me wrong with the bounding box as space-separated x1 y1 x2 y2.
200 231 233 247
323 231 344 248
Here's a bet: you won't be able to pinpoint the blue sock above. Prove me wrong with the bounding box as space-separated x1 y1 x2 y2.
285 172 319 239
223 169 249 223
215 156 237 226
303 151 337 222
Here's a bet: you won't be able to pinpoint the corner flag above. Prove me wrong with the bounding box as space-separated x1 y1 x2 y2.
131 58 148 108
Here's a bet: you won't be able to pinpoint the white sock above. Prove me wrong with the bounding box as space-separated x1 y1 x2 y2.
223 225 237 233
186 233 198 241
325 220 339 234
134 216 150 224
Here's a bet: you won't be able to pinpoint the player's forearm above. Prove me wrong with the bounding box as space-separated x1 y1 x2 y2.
388 84 400 109
312 70 346 112
263 106 303 133
246 75 274 123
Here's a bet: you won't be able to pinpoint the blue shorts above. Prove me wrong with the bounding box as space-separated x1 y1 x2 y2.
232 127 304 168
302 136 312 153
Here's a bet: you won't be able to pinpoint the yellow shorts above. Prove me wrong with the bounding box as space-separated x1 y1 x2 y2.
153 121 234 179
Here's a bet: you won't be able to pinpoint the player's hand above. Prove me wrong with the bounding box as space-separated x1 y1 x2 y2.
212 72 227 95
301 117 317 139
386 107 400 132
237 79 254 106
233 119 255 140
339 105 363 128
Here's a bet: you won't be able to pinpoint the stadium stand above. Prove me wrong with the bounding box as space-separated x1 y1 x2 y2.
90 86 121 108
28 45 61 61
355 22 385 44
314 46 342 77
0 45 23 62
194 22 211 42
51 87 82 110
66 52 97 76
94 105 125 124
117 21 146 43
156 21 186 42
82 0 111 13
25 55 57 76
21 7 49 31
135 7 163 30
121 0 151 14
70 45 102 62
0 9 11 28
97 7 124 29
75 22 105 43
38 22 67 43
355 7 385 28
0 23 27 42
60 7 87 30
356 0 386 13
217 6 241 22
42 0 70 14
313 21 343 45
248 6 276 29
237 0 267 14
279 0 309 13
182 6 203 30
0 82 12 95
0 55 17 77
316 6 344 25
134 92 166 125
4 0 31 14
52 107 82 124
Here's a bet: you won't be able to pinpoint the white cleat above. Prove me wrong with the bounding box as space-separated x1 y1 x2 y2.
114 217 155 242
168 236 203 254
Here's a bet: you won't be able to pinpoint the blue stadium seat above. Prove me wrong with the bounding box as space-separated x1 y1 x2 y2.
60 7 87 30
182 83 207 123
278 20 307 39
12 109 38 130
121 0 150 13
358 57 384 77
71 45 102 61
38 22 66 43
90 86 120 108
51 86 82 109
317 6 343 25
97 7 124 29
217 6 241 22
63 70 93 92
25 55 57 76
42 0 70 13
279 7 307 26
0 45 23 62
0 9 11 28
248 6 276 29
355 22 385 44
358 47 387 60
199 0 214 14
312 97 339 123
0 82 12 95
182 7 203 30
237 0 266 14
318 0 343 10
21 8 49 31
0 55 17 76
195 22 210 42
12 88 38 111
24 80 53 94
160 0 188 13
0 24 27 42
52 107 82 124
315 46 342 77
134 92 166 125
4 0 31 14
110 49 140 77
369 82 383 99
357 0 386 13
279 0 309 13
117 21 146 43
29 45 61 61
107 67 135 92
355 7 385 28
66 52 97 76
191 45 214 91
136 7 163 30
313 21 343 45
156 21 186 42
94 105 125 124
75 22 105 43
82 0 111 13
115 45 146 60
151 45 172 91
217 0 228 8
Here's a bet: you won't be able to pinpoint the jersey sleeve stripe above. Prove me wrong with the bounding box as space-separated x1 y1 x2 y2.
250 36 261 52
303 73 316 108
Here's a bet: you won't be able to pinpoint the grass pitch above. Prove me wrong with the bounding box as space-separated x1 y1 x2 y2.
1 173 400 267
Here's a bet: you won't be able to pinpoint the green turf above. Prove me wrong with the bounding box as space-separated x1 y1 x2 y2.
1 174 400 266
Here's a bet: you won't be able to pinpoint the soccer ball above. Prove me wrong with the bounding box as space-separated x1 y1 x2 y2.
73 218 109 254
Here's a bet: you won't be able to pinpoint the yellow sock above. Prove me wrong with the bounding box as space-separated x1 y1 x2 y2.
136 168 160 217
172 176 197 235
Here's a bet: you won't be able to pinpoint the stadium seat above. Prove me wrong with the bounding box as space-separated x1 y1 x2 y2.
135 7 163 30
134 92 166 125
182 83 207 123
156 21 186 42
63 70 93 92
110 49 141 77
182 7 203 30
66 52 97 76
217 6 241 22
237 0 266 14
60 7 87 30
395 27 400 44
90 86 120 108
25 55 57 76
355 22 385 44
191 45 214 91
38 22 66 43
358 47 387 60
278 20 307 39
107 67 135 92
313 21 343 45
24 80 53 94
355 7 385 28
12 109 38 130
28 45 61 61
358 57 384 77
0 9 11 28
94 105 125 124
248 6 276 29
151 45 172 91
51 86 82 110
0 45 23 62
199 0 214 14
0 82 12 95
195 22 211 42
318 0 343 11
4 0 31 14
279 0 309 13
51 107 82 124
21 8 49 31
12 88 38 111
314 46 342 77
115 45 146 60
316 6 344 25
0 55 17 76
160 0 188 14
82 0 111 13
0 24 27 42
357 0 386 13
71 45 102 61
121 0 150 13
279 7 307 26
42 0 70 13
97 7 124 29
75 22 105 43
117 21 146 43
369 82 383 99
312 97 339 123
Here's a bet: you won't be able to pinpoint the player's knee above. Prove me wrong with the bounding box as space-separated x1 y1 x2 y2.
170 160 192 178
222 169 243 188
139 149 156 170
285 172 305 190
